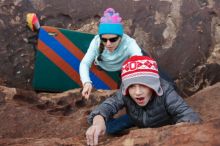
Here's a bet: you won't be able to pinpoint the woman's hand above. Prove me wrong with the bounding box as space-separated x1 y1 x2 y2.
86 115 106 146
82 82 93 99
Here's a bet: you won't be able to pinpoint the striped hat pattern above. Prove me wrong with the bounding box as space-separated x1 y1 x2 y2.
121 56 163 96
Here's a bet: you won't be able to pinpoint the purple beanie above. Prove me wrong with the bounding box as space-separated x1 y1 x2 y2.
98 8 124 36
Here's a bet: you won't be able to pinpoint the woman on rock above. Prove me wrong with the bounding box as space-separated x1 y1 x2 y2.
79 8 143 99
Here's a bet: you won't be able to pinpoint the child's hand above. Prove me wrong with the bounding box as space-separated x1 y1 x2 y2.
86 115 106 146
82 82 92 99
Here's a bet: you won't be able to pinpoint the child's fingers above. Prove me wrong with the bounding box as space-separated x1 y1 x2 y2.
86 126 97 145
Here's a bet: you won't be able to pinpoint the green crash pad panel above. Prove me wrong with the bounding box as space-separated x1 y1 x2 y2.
32 26 120 92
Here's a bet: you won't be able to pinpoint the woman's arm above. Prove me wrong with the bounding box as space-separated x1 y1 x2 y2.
79 36 99 85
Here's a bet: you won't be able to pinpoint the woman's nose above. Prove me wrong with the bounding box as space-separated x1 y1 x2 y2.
106 40 112 45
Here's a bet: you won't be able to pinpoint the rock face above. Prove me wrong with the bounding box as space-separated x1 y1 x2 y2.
186 82 220 121
0 0 220 96
0 85 117 145
107 119 220 146
0 83 220 145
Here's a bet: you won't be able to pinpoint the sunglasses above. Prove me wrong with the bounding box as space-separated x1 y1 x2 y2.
101 36 120 43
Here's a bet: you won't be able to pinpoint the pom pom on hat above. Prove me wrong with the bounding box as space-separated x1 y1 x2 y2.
121 56 163 96
98 8 123 36
100 8 122 24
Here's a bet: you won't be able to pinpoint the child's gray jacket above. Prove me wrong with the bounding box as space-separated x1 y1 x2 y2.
88 79 201 127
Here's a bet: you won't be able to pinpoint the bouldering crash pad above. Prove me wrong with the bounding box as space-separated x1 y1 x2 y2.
32 26 120 92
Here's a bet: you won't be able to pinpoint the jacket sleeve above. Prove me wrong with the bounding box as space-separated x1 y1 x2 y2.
79 36 99 85
164 85 201 123
87 89 125 125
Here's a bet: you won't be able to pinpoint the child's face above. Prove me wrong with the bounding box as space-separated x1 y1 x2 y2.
128 84 153 106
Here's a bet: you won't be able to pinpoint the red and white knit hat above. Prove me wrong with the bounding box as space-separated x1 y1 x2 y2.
121 56 163 96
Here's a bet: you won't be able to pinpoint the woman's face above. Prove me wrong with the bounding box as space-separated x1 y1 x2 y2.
100 34 121 52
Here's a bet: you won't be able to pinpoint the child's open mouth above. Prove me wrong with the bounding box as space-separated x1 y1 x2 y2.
136 97 145 104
